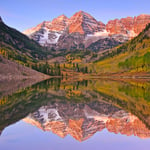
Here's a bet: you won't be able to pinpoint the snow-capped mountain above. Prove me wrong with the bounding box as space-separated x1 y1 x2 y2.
23 15 69 46
23 12 150 51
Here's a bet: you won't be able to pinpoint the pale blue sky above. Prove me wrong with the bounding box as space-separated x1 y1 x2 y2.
1 121 150 150
0 0 150 32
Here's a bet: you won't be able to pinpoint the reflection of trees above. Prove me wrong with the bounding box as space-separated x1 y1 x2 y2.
0 79 90 132
1 78 150 134
91 80 150 129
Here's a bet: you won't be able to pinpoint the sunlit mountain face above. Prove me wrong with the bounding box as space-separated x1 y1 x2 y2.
23 12 150 51
1 78 150 142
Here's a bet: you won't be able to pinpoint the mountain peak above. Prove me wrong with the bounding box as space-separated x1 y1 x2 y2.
139 14 150 17
51 14 68 22
51 14 68 23
57 14 68 19
78 10 85 13
76 10 90 15
23 12 150 50
50 14 69 31
73 10 93 18
69 11 103 34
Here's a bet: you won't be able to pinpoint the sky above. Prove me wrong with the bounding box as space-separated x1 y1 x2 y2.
1 121 150 150
0 0 150 32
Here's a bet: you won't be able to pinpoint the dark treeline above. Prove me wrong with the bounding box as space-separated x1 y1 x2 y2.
30 62 61 76
0 48 62 76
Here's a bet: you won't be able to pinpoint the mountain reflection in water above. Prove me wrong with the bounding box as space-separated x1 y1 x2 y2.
23 101 150 141
1 78 150 141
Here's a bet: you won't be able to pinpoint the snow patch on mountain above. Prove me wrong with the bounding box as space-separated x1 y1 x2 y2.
87 30 109 37
32 107 63 124
127 30 138 38
38 29 62 45
84 30 110 47
94 30 109 37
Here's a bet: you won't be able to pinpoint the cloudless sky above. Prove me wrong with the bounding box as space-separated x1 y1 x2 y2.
0 0 150 32
1 121 150 150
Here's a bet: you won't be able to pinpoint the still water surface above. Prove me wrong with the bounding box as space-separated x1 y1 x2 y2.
0 79 150 150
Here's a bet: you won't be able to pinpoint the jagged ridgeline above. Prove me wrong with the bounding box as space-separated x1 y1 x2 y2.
23 12 150 51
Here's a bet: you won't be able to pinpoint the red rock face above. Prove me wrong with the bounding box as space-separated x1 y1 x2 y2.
106 19 126 35
133 14 150 33
23 101 150 141
49 15 69 31
23 13 150 37
24 114 150 141
68 11 105 34
45 121 67 138
120 17 134 31
106 17 134 35
23 21 47 35
68 119 84 141
23 12 150 50
24 13 150 37
106 14 150 37
106 117 150 138
99 21 106 29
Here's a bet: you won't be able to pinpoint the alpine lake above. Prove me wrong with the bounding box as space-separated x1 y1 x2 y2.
0 78 150 150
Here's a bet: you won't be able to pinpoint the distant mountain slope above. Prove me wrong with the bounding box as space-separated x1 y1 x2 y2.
92 23 150 74
87 38 121 51
23 12 150 51
0 17 46 60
